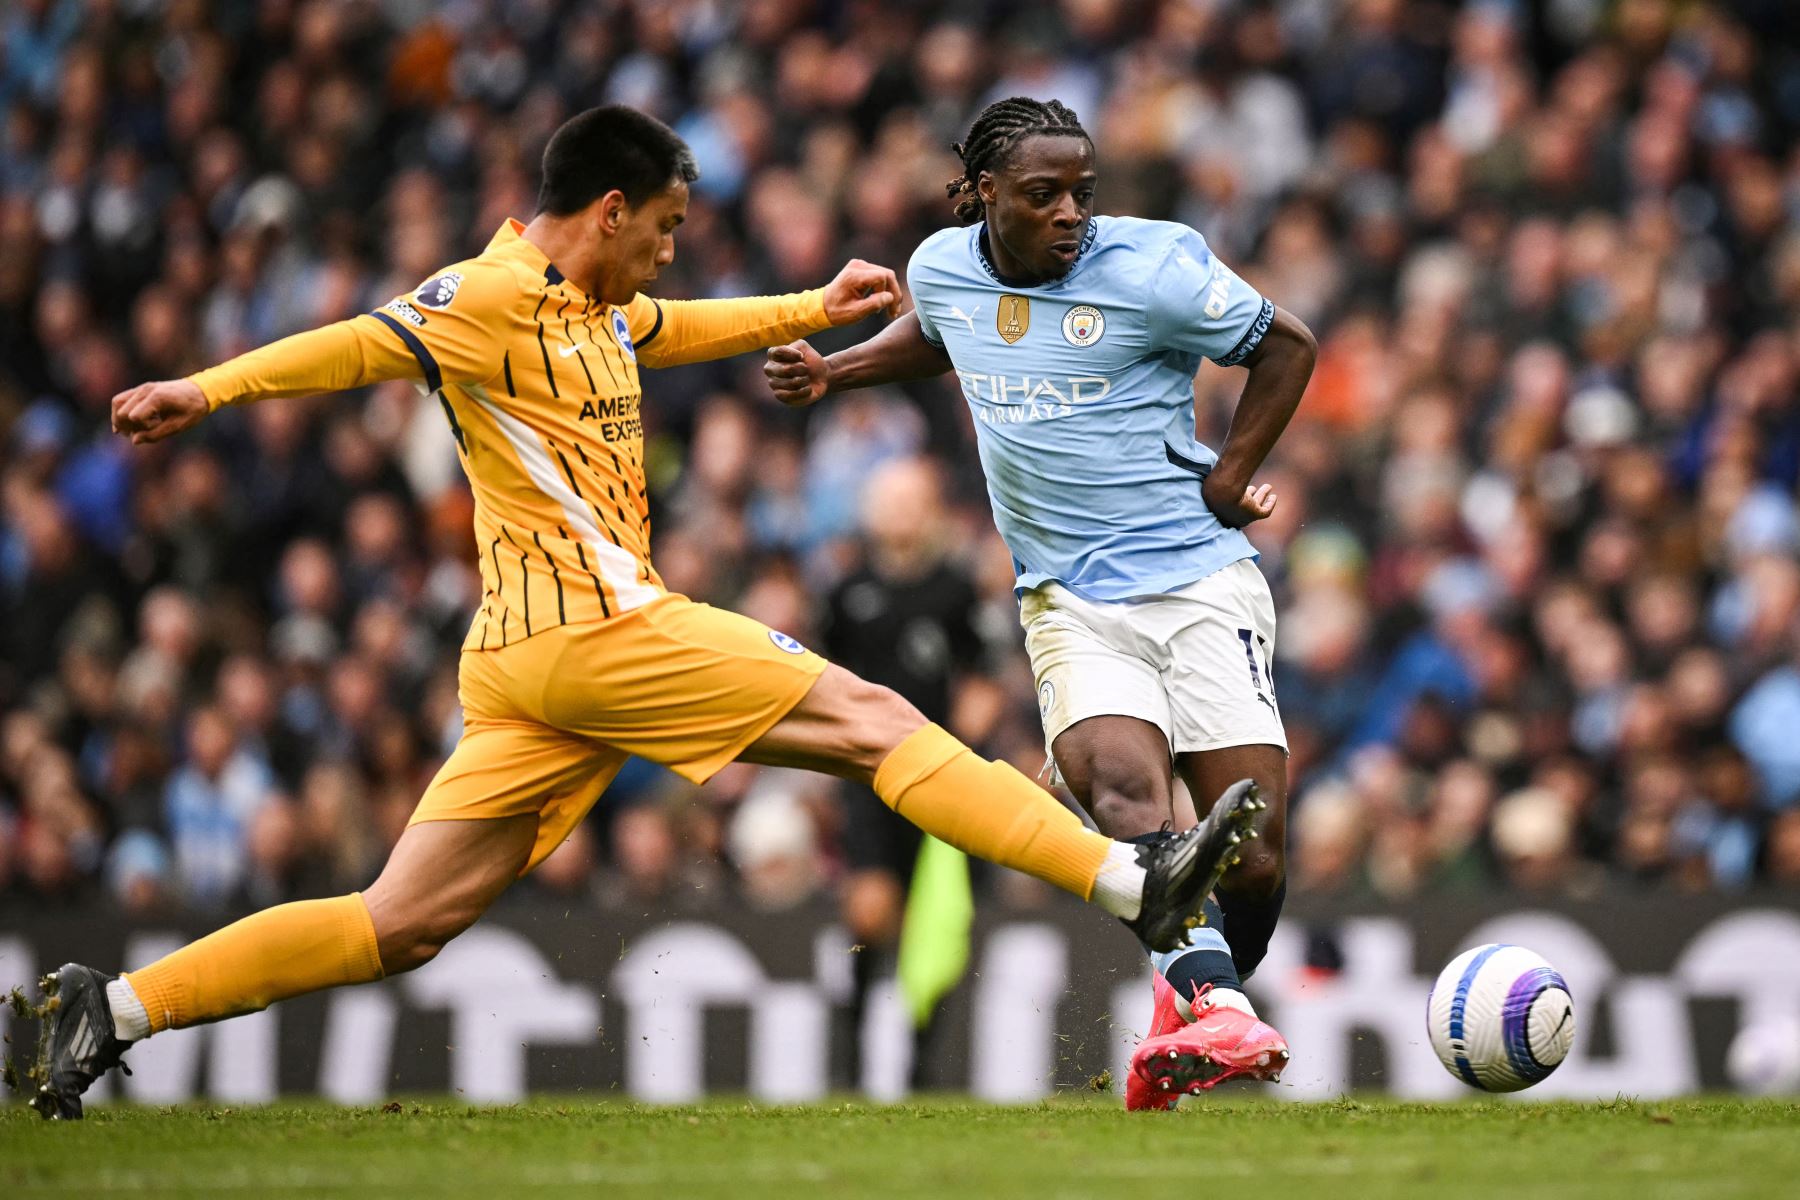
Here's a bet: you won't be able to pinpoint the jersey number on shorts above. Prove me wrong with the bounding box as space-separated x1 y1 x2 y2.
1238 628 1277 715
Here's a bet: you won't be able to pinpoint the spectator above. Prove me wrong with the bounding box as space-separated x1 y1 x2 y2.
163 706 275 907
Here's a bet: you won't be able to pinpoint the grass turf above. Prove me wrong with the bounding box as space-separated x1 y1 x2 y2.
2 1095 1796 1198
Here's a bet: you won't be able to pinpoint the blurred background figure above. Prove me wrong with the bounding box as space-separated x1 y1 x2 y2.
823 456 994 1088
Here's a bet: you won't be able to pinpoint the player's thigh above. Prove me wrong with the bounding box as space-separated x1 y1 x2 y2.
1176 743 1289 831
406 712 628 878
1050 715 1177 836
744 663 925 783
1022 582 1175 827
534 596 834 782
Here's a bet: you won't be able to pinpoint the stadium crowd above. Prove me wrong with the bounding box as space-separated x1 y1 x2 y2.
3 0 1800 916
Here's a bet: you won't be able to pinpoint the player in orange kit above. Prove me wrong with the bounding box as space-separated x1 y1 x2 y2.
30 105 1260 1118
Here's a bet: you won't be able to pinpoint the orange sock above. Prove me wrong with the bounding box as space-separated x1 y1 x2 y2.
125 893 383 1034
873 723 1108 899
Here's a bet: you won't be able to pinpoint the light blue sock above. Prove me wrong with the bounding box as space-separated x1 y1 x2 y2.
1147 896 1241 1011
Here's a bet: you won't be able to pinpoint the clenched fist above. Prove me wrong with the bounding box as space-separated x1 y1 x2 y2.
764 341 830 407
111 380 210 445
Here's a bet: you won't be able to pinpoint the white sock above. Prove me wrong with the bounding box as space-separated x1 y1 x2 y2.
1201 987 1257 1019
1091 841 1146 920
107 977 151 1042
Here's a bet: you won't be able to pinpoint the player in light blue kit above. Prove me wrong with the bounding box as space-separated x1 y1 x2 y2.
765 98 1318 1107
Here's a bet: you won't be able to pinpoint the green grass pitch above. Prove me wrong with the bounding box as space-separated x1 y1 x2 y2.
3 1095 1796 1198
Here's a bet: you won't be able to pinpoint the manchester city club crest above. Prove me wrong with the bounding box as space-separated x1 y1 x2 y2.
611 308 636 362
1062 304 1105 346
997 294 1030 344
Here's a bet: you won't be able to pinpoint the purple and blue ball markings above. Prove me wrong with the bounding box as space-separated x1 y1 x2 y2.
1447 944 1504 1090
1502 965 1571 1085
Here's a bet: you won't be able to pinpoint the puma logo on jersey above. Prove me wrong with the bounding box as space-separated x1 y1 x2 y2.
949 304 981 335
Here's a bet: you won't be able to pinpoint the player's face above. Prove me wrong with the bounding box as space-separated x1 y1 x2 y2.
607 178 688 302
981 135 1096 283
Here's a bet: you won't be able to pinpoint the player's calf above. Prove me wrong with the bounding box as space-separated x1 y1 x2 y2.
367 898 488 974
363 812 539 973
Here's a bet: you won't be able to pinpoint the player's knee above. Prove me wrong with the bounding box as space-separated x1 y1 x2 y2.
1223 843 1286 900
842 679 928 776
1083 772 1168 839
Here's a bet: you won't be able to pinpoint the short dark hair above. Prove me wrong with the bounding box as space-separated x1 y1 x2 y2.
538 105 699 215
945 97 1091 224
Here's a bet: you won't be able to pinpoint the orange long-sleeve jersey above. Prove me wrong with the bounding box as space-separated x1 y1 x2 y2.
191 219 831 651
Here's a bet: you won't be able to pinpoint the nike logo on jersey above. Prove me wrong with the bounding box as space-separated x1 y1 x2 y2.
558 342 591 358
949 304 981 335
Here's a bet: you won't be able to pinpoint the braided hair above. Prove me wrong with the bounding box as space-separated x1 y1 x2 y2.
946 97 1091 225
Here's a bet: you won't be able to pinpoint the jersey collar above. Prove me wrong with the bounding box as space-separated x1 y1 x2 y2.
490 219 590 297
974 219 1098 289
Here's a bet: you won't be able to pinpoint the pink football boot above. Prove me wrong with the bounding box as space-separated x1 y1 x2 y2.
1123 972 1190 1111
1127 983 1289 1104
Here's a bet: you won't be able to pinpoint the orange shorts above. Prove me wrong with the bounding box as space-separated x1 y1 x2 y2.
409 593 827 871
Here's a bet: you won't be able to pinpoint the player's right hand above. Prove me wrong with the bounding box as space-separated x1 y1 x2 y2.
764 341 830 407
111 379 210 445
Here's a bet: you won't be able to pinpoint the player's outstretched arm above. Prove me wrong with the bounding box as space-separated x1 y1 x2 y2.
764 311 953 408
634 260 901 369
1202 305 1317 528
111 320 422 445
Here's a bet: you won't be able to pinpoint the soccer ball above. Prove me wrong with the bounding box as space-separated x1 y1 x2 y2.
1427 944 1575 1092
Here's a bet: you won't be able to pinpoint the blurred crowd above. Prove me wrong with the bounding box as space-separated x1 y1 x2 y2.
4 0 1800 916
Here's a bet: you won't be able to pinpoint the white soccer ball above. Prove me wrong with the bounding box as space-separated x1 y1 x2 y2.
1427 943 1575 1092
1726 1016 1800 1095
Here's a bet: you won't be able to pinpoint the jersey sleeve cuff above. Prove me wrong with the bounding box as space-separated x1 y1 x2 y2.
1213 299 1274 368
635 299 666 350
189 370 232 412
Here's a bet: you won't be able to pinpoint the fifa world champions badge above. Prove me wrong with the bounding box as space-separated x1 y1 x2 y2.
997 294 1030 344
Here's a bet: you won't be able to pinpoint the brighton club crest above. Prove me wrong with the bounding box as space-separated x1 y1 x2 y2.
1062 304 1105 347
997 294 1030 344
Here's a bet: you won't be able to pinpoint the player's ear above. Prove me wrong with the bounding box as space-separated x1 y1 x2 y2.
595 190 629 236
977 171 998 208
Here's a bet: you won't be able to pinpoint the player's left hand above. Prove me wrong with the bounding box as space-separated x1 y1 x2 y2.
1203 476 1278 528
821 259 902 326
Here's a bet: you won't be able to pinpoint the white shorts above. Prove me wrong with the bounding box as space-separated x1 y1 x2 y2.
1019 558 1288 759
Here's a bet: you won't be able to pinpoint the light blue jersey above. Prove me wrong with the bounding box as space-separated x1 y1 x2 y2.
908 215 1274 601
